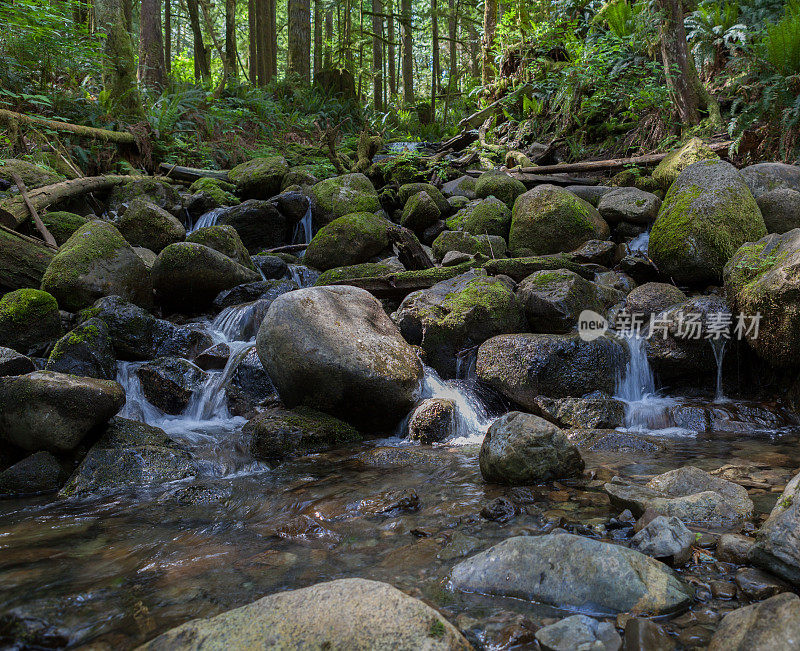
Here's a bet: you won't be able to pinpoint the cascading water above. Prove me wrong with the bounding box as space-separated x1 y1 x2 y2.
628 230 650 254
455 346 479 381
188 207 226 234
711 338 728 403
293 205 314 245
288 264 319 288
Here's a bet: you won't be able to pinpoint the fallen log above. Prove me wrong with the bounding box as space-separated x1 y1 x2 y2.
0 108 136 145
0 225 57 292
265 243 309 254
158 163 230 183
0 175 136 229
465 171 598 186
10 172 57 247
435 130 478 153
388 225 434 271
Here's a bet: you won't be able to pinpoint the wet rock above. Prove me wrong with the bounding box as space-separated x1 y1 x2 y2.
650 160 766 284
59 418 196 497
604 466 754 526
137 578 470 650
622 282 687 322
270 514 342 546
566 185 614 207
136 357 207 415
652 137 719 189
623 618 675 650
630 515 693 565
245 406 361 462
0 289 62 354
226 347 278 417
271 187 310 221
437 531 480 560
252 254 289 279
566 429 666 453
155 323 214 360
535 614 621 651
304 212 392 271
442 175 477 200
441 251 472 266
750 469 800 584
535 396 625 429
716 533 754 564
358 489 420 516
618 253 659 284
257 285 423 429
431 230 506 261
45 317 116 379
708 592 800 650
108 177 183 216
228 155 289 199
217 200 290 253
570 239 618 266
152 242 260 311
480 496 519 522
477 333 627 407
407 398 456 443
475 170 526 208
595 270 636 294
213 278 297 310
309 173 381 225
116 198 186 253
450 533 692 615
0 371 125 452
758 188 800 234
510 184 610 256
0 451 67 497
186 224 255 270
401 190 442 232
598 187 661 225
394 271 526 377
741 161 800 198
194 342 230 370
0 346 36 376
736 567 790 600
479 411 584 485
517 269 622 333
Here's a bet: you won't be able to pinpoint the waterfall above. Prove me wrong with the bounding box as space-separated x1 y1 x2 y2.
188 207 226 234
455 346 479 380
711 339 728 403
628 230 650 254
288 264 319 288
293 205 314 245
417 366 494 445
211 300 268 343
185 342 254 421
116 361 166 424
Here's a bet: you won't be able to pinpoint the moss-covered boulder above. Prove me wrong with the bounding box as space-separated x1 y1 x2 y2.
41 220 153 312
116 198 186 253
188 177 240 206
398 183 450 214
724 230 800 367
45 317 116 379
0 288 62 353
650 160 766 285
152 242 260 311
431 230 506 261
186 224 255 270
509 185 610 256
0 371 125 452
483 255 593 282
107 177 183 216
245 406 362 462
40 211 89 245
309 173 381 224
0 159 64 188
393 270 526 377
462 197 512 238
228 156 289 199
314 261 404 285
304 212 392 271
652 137 719 189
217 199 290 253
400 190 441 232
624 282 687 321
442 175 477 200
475 170 526 208
281 166 319 189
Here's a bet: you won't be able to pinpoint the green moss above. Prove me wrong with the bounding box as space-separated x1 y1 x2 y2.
186 224 255 269
439 278 520 327
304 212 392 271
463 197 512 238
0 288 58 324
228 156 289 196
315 262 399 285
40 211 89 245
475 170 526 207
189 177 240 206
428 619 446 639
309 173 380 222
726 242 788 299
484 256 590 282
522 269 574 288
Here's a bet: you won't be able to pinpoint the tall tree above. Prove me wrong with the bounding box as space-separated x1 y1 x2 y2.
288 0 311 81
481 0 496 86
431 0 438 114
226 0 238 80
400 0 413 102
249 0 258 80
268 0 277 78
387 0 396 97
186 0 211 80
324 8 333 67
139 0 167 90
313 0 323 77
165 0 172 74
372 0 384 110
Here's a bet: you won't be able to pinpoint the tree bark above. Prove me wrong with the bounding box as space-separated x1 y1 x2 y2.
267 0 277 79
226 0 238 80
431 0 439 116
165 0 172 74
372 0 384 110
287 0 312 81
139 0 167 90
249 0 257 80
482 0 497 86
313 0 322 76
657 0 699 126
0 225 56 293
401 0 413 102
387 0 396 97
187 0 211 80
324 8 333 67
0 109 137 145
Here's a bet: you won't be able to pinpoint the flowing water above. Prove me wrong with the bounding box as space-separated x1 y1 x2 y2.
627 230 650 254
293 205 314 245
187 207 226 234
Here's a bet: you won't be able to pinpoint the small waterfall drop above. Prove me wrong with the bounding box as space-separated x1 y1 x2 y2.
628 230 650 254
188 207 226 234
293 205 314 245
711 339 728 403
288 264 319 288
455 346 479 381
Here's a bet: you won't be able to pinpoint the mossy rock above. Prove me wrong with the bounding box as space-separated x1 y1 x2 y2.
245 407 362 462
281 167 319 189
0 288 62 353
431 230 506 261
41 220 153 312
188 177 240 206
401 191 441 233
45 317 116 379
0 159 64 189
40 211 89 246
108 177 183 216
186 224 255 270
228 156 289 199
483 256 593 282
398 183 450 214
315 261 404 285
309 173 381 224
462 197 512 238
116 198 186 253
442 175 477 200
509 184 610 256
475 170 526 208
304 212 392 271
652 138 719 189
650 159 766 285
372 152 429 185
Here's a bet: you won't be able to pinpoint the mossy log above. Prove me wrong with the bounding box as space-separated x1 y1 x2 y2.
0 109 136 145
0 225 57 292
158 162 230 183
0 175 135 229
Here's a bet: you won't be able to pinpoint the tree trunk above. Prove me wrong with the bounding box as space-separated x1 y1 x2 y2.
324 8 333 67
657 0 699 126
401 0 413 102
139 0 167 90
387 0 396 97
226 0 238 80
482 0 496 86
249 0 258 80
465 10 480 78
313 0 322 76
287 0 311 81
187 0 211 80
268 0 277 79
431 0 438 116
372 0 384 110
165 0 172 74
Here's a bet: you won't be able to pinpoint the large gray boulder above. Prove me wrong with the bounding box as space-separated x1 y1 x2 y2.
751 469 800 585
256 286 423 429
535 615 621 651
758 188 800 234
394 271 526 377
217 200 290 253
708 593 800 651
309 173 381 224
228 155 289 199
0 371 125 452
479 411 584 485
741 162 800 198
649 160 766 284
137 578 470 650
115 198 186 253
630 515 693 565
450 534 692 615
0 451 67 497
477 333 627 409
598 187 661 224
0 346 36 376
136 357 208 414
